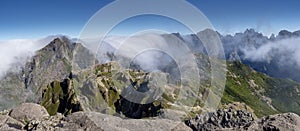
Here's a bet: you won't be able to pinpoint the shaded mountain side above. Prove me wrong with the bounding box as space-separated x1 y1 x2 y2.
41 77 82 116
242 58 300 83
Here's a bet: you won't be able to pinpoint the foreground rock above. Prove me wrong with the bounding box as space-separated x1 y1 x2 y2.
62 112 191 131
185 109 300 131
1 102 300 131
248 113 300 131
0 103 191 131
9 103 49 123
24 112 191 131
185 108 254 130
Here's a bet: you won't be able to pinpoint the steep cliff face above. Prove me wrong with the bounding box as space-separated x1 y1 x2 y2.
24 37 73 102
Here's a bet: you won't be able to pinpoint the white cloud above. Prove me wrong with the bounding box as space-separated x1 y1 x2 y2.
243 37 300 67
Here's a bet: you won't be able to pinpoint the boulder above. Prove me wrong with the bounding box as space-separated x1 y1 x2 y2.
9 103 49 122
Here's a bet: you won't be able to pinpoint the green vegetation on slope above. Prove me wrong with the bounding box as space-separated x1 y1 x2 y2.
222 61 300 117
41 78 82 116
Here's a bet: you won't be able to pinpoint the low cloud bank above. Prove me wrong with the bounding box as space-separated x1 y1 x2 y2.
243 38 300 67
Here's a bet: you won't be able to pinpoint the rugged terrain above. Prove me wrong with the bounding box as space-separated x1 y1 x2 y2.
0 34 300 130
1 102 299 130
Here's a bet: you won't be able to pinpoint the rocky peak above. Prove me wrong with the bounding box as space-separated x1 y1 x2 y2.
44 37 69 49
197 28 217 36
277 30 293 39
269 33 276 41
292 30 300 37
23 37 96 103
244 28 256 34
38 37 74 61
277 30 300 39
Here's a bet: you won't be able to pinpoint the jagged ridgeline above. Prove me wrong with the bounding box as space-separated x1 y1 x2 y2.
64 33 219 119
0 32 299 120
0 36 208 119
0 35 222 120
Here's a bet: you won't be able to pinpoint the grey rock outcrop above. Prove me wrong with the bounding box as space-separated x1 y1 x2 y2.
185 109 254 130
248 113 300 131
185 109 300 131
1 102 300 131
9 103 49 123
0 103 192 131
28 111 192 131
62 112 191 131
24 37 96 103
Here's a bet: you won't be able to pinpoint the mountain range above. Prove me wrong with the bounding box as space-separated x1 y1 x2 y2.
0 29 300 130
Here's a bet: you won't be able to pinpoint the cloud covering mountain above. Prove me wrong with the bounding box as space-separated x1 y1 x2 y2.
0 35 77 78
219 29 300 82
0 38 48 78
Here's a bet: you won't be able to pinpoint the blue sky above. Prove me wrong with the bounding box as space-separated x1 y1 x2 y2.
191 0 300 36
1 0 300 40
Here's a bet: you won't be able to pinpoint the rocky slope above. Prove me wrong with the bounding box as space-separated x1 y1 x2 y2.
1 103 299 131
